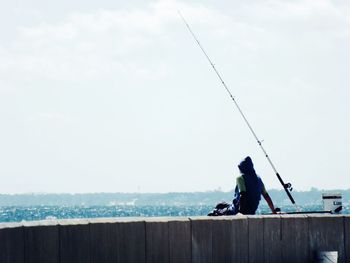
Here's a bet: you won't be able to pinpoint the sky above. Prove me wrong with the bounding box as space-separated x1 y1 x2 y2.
0 0 349 194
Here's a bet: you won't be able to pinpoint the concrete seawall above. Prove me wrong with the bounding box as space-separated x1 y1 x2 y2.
0 214 349 263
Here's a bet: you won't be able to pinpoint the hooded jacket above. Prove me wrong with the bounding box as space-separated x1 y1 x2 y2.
238 156 263 214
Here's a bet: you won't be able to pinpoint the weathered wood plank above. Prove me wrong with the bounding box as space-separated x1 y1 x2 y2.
263 216 282 263
191 218 212 263
24 225 59 263
90 222 119 263
146 220 169 263
0 226 24 263
248 216 264 263
117 221 146 263
308 215 345 262
60 222 90 263
169 219 191 263
281 215 309 263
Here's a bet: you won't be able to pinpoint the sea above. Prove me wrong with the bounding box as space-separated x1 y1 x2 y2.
1 204 348 223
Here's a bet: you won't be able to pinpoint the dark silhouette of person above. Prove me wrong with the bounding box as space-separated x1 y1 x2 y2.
236 156 276 215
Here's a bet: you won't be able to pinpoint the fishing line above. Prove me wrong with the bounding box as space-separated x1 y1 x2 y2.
178 10 299 211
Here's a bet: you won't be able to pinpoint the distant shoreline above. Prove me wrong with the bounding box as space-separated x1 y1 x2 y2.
0 188 349 206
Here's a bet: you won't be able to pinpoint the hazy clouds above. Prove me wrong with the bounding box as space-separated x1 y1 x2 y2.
0 0 349 193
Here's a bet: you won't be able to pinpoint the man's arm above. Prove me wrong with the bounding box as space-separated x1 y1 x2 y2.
262 192 276 214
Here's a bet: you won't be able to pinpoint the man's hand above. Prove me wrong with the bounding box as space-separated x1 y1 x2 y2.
263 192 276 214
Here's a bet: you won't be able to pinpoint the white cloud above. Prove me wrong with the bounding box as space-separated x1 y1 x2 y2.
0 0 349 193
18 22 77 41
2 1 236 85
25 112 72 126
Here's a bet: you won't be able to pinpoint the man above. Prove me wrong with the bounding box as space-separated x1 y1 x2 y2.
236 156 277 215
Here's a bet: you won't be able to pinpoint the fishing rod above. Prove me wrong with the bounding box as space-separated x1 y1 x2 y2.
178 11 299 211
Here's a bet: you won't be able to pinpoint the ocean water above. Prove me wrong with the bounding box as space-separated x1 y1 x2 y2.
0 204 348 223
0 205 212 222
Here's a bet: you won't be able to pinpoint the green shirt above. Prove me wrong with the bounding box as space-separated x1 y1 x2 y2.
236 175 267 195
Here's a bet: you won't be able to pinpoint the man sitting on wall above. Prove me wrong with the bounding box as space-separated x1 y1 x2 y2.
236 156 277 215
208 156 278 216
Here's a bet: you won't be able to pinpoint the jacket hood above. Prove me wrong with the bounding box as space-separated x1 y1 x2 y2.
238 156 256 175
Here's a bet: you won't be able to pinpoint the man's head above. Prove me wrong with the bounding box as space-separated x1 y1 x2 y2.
238 156 255 175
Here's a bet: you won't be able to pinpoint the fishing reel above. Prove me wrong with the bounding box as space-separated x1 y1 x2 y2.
284 182 293 192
